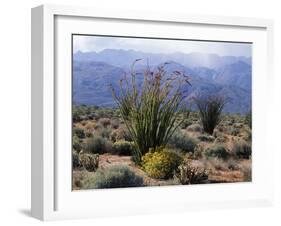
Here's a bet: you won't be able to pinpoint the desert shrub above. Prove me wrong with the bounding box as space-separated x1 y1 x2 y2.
202 157 224 171
180 119 193 129
72 151 82 169
202 158 234 171
229 127 240 136
195 96 226 135
84 131 93 138
204 157 240 171
111 119 120 129
110 130 118 142
73 105 100 122
82 165 144 189
168 131 198 153
73 127 85 139
98 118 111 128
95 127 112 139
73 135 82 152
216 125 226 132
112 140 133 155
224 119 234 126
233 123 243 129
175 159 208 184
83 136 112 154
204 144 229 160
111 61 191 164
241 128 252 141
117 127 132 141
110 127 132 142
196 134 215 142
232 140 251 159
142 147 183 179
79 153 99 172
73 110 82 122
214 135 228 144
226 158 240 171
193 144 204 159
245 110 252 129
186 123 202 132
85 121 96 130
94 122 102 130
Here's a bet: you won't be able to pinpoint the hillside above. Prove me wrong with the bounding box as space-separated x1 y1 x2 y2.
73 50 252 113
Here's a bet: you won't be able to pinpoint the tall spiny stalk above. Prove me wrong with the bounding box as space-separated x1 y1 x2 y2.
111 60 191 164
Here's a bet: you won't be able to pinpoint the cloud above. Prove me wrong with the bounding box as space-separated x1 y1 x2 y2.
73 35 252 57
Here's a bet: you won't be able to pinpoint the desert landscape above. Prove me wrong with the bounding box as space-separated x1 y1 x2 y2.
72 35 252 190
72 104 251 189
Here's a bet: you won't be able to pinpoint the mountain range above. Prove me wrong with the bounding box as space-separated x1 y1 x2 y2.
73 49 252 113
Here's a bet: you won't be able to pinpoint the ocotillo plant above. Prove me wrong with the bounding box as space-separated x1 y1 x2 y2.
195 95 226 135
111 60 191 164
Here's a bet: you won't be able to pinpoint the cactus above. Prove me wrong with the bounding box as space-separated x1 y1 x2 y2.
175 159 208 185
79 153 99 172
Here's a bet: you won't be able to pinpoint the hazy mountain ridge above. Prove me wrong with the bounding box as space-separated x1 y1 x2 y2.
74 49 251 70
73 52 252 113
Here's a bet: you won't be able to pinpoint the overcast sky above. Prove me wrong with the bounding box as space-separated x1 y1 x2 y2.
73 35 252 57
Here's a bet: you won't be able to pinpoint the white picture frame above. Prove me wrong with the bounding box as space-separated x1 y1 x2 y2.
31 4 274 221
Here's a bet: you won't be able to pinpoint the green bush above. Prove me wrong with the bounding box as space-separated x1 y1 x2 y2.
168 131 198 153
110 127 132 142
83 136 112 154
98 118 111 127
186 123 202 132
72 151 82 169
175 159 208 184
73 107 84 122
245 110 252 129
204 144 229 159
142 147 183 179
73 135 82 152
111 119 120 129
96 127 112 139
193 144 204 159
112 140 133 155
110 130 118 142
73 127 85 139
117 128 132 141
195 96 225 135
82 165 144 189
214 135 228 144
79 153 99 172
232 140 251 159
229 127 240 136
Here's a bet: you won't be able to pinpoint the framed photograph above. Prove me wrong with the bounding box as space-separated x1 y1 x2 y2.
31 4 274 221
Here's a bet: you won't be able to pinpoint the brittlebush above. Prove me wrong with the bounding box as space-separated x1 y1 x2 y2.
142 147 183 179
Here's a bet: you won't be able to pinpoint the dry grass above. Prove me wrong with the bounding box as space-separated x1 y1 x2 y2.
208 170 244 183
